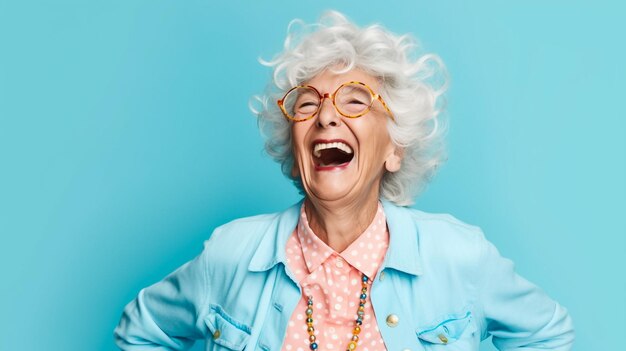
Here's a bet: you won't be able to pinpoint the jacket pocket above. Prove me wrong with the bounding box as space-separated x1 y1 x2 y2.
204 304 251 350
416 311 477 348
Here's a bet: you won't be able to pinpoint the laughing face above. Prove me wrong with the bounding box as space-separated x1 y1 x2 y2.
291 68 402 204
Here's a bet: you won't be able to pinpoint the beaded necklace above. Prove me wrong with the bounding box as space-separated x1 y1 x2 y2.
304 274 370 351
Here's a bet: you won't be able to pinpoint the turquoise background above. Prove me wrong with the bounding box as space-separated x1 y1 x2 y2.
0 1 624 350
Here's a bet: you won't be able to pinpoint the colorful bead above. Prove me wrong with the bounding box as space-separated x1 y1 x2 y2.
305 273 370 351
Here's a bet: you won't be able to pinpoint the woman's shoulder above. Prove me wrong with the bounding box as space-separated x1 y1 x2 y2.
411 208 484 240
214 211 284 234
208 203 299 241
199 203 300 262
387 204 490 264
387 203 486 242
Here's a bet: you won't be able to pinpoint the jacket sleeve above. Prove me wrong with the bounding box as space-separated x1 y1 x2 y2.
476 236 575 350
114 240 212 350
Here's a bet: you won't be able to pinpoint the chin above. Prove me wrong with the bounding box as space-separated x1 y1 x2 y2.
305 183 353 202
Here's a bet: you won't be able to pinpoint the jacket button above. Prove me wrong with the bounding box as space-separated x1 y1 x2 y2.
438 333 449 344
386 314 399 327
212 330 221 339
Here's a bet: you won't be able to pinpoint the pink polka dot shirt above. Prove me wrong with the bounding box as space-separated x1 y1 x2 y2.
282 203 390 351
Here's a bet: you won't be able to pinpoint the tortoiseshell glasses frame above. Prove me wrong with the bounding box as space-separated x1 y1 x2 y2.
277 81 395 122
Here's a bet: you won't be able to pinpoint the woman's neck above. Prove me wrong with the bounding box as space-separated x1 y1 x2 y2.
304 192 380 253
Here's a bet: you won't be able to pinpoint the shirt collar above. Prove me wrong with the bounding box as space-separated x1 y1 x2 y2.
339 203 389 279
295 206 334 274
296 202 388 279
248 199 423 277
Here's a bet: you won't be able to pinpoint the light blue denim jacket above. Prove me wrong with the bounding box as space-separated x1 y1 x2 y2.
114 200 574 350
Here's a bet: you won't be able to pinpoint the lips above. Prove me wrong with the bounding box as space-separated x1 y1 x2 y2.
311 140 354 169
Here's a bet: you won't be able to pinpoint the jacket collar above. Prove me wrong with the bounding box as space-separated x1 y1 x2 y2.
248 199 423 276
380 200 423 276
248 200 303 272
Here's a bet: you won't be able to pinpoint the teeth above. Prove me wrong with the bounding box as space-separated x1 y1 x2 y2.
313 142 354 158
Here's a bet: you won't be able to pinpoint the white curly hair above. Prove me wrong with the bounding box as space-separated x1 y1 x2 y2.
251 11 448 206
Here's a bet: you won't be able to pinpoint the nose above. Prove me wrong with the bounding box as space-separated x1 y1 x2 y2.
316 93 341 128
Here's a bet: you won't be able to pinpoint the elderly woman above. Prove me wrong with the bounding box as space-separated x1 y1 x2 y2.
115 12 574 351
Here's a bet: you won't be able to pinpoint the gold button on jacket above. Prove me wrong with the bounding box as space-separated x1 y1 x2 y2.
386 314 399 327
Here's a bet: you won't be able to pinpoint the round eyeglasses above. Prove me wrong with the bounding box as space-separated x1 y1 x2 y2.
277 81 395 122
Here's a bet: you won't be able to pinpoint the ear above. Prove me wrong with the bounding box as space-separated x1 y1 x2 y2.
385 146 404 173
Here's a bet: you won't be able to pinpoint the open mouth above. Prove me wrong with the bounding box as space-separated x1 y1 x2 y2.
312 141 354 168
